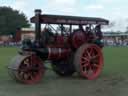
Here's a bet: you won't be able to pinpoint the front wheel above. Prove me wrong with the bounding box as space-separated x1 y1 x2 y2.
8 54 44 84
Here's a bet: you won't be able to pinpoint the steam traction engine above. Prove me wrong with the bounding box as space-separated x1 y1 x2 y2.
8 9 109 84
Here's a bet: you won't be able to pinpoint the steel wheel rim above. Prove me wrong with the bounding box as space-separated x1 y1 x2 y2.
17 54 43 84
80 45 103 80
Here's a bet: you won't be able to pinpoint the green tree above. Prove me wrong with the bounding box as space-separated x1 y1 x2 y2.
0 6 30 36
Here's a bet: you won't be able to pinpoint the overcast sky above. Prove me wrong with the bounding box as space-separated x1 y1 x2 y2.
1 0 128 31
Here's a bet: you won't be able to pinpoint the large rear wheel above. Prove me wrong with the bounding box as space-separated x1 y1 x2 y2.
74 44 103 80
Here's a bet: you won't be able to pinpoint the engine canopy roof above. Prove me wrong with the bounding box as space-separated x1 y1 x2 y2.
31 14 109 25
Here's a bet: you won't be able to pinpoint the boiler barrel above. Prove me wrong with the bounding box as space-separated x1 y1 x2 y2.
36 48 70 60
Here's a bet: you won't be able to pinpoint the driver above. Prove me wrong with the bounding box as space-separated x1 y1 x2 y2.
41 28 54 46
95 24 102 40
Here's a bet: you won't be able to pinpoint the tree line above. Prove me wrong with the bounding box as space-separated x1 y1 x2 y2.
0 6 30 37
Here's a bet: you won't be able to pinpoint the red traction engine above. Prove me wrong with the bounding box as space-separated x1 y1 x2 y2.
8 9 109 84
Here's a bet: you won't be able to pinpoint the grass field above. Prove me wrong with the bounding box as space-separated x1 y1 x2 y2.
0 47 128 96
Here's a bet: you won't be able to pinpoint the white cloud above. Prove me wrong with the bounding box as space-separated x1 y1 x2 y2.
85 5 104 10
53 0 77 6
11 0 27 10
5 0 79 17
41 0 79 15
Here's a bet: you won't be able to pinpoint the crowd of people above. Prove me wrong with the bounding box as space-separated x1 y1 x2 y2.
103 38 128 46
0 41 21 47
0 39 128 47
1 33 128 47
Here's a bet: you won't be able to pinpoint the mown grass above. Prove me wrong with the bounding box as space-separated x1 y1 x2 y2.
103 47 128 75
0 47 128 96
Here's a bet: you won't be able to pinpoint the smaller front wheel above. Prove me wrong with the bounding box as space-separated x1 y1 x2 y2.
8 54 44 84
74 44 103 80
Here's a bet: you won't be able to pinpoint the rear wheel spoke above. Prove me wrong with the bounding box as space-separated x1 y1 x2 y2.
89 48 94 56
81 57 89 62
91 55 99 59
82 63 89 67
86 50 91 58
